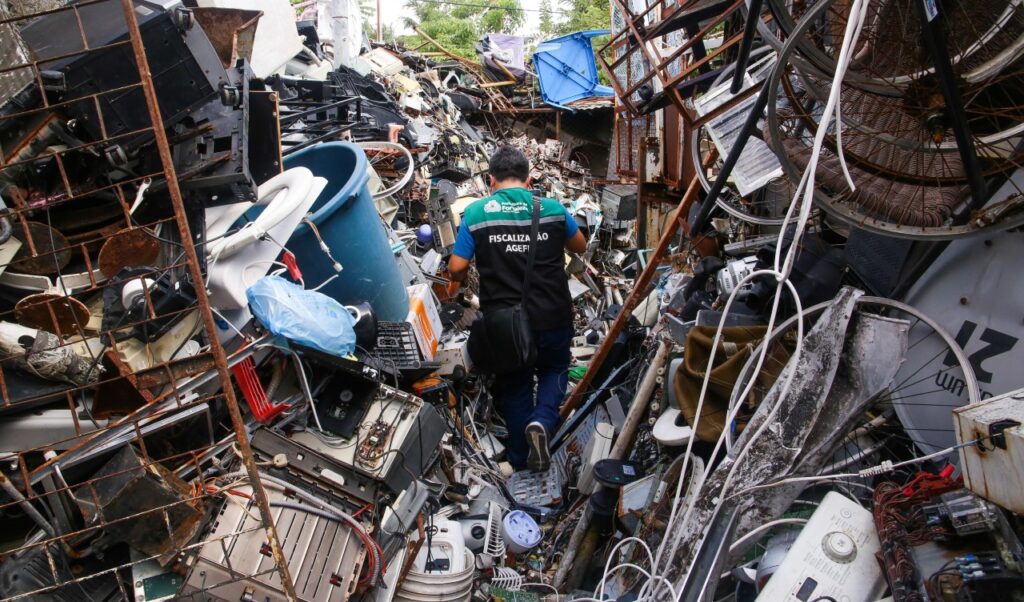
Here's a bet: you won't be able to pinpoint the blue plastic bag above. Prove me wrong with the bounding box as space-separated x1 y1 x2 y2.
246 275 356 357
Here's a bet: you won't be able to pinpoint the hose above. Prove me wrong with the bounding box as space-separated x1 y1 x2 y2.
263 358 287 403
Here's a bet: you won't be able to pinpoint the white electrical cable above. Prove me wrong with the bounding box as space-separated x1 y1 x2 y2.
308 274 340 292
650 275 804 582
730 439 978 498
718 0 869 504
241 260 297 289
575 559 677 602
128 177 152 215
596 537 658 599
252 341 325 432
210 306 248 340
727 518 808 554
627 3 875 595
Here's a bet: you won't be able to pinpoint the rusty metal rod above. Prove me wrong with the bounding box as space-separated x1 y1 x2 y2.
0 40 136 77
117 1 298 598
554 338 670 590
0 473 55 537
560 148 716 419
0 0 110 25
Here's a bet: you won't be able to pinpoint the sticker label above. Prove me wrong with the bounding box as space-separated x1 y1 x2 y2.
922 0 938 21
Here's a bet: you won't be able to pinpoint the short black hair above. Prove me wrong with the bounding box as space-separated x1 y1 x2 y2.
488 145 530 182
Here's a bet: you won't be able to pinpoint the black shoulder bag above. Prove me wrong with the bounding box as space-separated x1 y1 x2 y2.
467 198 540 374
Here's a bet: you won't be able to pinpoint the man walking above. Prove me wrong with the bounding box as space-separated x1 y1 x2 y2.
448 146 587 472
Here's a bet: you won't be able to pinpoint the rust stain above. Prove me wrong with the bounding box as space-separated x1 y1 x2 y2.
98 227 161 278
14 292 91 337
10 220 71 274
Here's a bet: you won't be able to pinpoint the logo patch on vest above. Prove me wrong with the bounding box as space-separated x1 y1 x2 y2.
484 200 501 213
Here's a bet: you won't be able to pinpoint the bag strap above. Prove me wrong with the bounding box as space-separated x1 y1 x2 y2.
521 197 541 300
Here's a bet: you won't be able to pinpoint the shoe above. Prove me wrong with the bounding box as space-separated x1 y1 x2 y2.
525 422 550 472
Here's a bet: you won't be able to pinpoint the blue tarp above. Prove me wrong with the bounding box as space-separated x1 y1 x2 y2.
532 30 614 110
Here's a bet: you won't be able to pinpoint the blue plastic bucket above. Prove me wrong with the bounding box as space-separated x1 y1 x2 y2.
282 142 409 322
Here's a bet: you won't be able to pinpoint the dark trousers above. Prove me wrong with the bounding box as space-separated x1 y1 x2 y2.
492 325 573 469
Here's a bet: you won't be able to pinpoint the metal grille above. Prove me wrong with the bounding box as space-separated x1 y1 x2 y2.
0 1 297 599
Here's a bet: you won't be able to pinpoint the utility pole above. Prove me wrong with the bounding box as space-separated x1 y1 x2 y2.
376 0 382 42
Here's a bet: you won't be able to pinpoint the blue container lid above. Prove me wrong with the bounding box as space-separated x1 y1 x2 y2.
532 30 614 108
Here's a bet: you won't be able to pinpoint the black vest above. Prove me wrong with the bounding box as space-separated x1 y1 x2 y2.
466 189 573 330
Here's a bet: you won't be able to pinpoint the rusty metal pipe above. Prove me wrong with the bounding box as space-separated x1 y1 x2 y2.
118 2 298 598
0 473 55 538
554 338 670 590
560 149 716 419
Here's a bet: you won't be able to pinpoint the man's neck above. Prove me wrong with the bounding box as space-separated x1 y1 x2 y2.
492 180 528 192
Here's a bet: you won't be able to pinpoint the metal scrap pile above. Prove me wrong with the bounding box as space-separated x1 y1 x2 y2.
519 0 1024 601
5 1 1022 602
0 1 615 601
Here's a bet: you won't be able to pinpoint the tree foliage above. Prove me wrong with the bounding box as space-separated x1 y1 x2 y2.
401 0 524 60
553 0 610 35
539 0 554 36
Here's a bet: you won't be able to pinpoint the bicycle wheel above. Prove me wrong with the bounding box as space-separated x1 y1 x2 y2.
690 46 800 227
767 0 1024 96
764 0 1024 239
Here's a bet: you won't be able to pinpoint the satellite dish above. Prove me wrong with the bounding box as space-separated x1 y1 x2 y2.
892 230 1024 456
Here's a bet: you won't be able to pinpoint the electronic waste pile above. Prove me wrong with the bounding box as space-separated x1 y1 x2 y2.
1 1 1024 602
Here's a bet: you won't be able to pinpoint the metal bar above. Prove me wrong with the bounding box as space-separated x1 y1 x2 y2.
72 4 90 51
622 8 745 100
688 78 773 234
0 473 56 537
560 148 717 419
278 96 360 123
597 53 639 115
730 0 764 93
692 80 762 128
657 0 745 70
0 0 111 25
0 40 136 77
281 127 348 155
638 136 648 245
117 2 299 600
0 83 143 125
918 3 988 212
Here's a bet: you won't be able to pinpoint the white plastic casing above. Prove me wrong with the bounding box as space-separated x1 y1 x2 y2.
755 492 886 602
